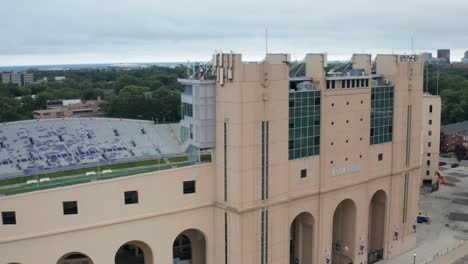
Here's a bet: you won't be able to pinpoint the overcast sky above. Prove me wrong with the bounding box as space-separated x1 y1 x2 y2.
1 0 467 66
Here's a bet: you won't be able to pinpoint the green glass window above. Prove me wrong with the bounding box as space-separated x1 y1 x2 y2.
181 102 193 117
370 85 393 145
288 90 321 159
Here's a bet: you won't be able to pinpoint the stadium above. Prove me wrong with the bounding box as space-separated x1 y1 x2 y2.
0 53 438 264
0 118 184 179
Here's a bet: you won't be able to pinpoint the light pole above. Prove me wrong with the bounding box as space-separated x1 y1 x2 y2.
413 252 417 264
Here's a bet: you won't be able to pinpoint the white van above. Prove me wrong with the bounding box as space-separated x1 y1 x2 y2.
39 177 50 182
102 169 113 174
85 171 97 176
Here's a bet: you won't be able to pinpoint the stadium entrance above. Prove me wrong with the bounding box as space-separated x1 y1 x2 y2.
332 199 357 264
368 190 387 263
115 241 153 264
173 229 206 264
290 212 314 264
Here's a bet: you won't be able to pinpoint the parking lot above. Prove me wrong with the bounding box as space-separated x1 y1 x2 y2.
381 160 468 264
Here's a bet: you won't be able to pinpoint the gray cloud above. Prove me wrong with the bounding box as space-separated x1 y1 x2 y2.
1 0 467 65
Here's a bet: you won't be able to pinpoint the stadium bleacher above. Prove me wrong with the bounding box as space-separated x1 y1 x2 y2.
0 118 184 180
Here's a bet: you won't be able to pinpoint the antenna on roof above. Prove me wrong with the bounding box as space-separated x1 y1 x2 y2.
265 26 268 56
411 35 414 55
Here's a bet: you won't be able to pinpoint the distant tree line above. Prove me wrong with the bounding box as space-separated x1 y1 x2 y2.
424 64 468 125
0 64 467 125
0 66 187 122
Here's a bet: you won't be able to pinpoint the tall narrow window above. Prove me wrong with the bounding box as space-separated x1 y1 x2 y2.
225 211 228 264
405 106 412 166
260 208 269 264
429 105 433 113
403 172 409 223
261 210 264 264
261 121 270 200
224 121 228 202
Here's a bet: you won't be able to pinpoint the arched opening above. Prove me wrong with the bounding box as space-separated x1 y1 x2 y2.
57 252 93 264
368 190 387 263
173 229 206 264
115 241 153 264
290 212 314 264
332 199 357 264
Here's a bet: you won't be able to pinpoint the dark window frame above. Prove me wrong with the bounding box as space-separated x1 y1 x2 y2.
300 169 307 178
124 190 139 205
63 201 78 215
183 180 196 194
2 211 16 225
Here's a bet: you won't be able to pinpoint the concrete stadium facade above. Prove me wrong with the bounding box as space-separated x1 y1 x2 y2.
0 52 437 264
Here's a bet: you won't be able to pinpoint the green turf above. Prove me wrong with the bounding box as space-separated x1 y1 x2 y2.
0 161 198 196
167 155 189 163
0 158 171 187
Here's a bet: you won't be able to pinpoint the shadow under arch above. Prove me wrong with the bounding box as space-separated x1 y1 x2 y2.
332 198 357 264
115 240 154 264
57 252 94 264
173 228 207 264
290 212 315 264
368 189 388 263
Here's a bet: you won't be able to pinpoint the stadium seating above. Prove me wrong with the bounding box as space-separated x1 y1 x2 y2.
0 118 184 180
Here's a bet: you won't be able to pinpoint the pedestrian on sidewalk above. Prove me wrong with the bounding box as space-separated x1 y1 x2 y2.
394 224 399 240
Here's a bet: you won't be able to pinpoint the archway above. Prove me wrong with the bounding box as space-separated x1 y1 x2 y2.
173 229 206 264
115 241 153 264
332 199 357 264
57 252 93 264
368 190 387 263
290 212 314 264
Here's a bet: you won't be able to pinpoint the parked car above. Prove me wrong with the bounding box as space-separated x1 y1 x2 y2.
417 210 431 224
451 163 459 168
439 161 446 166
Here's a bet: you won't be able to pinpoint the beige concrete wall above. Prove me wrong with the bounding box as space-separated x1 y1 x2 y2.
421 95 441 184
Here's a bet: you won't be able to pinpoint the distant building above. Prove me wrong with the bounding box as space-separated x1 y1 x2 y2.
462 50 468 64
1 72 34 86
421 52 433 64
421 94 441 189
54 76 66 81
33 98 103 119
62 99 82 107
441 121 468 151
437 49 450 64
